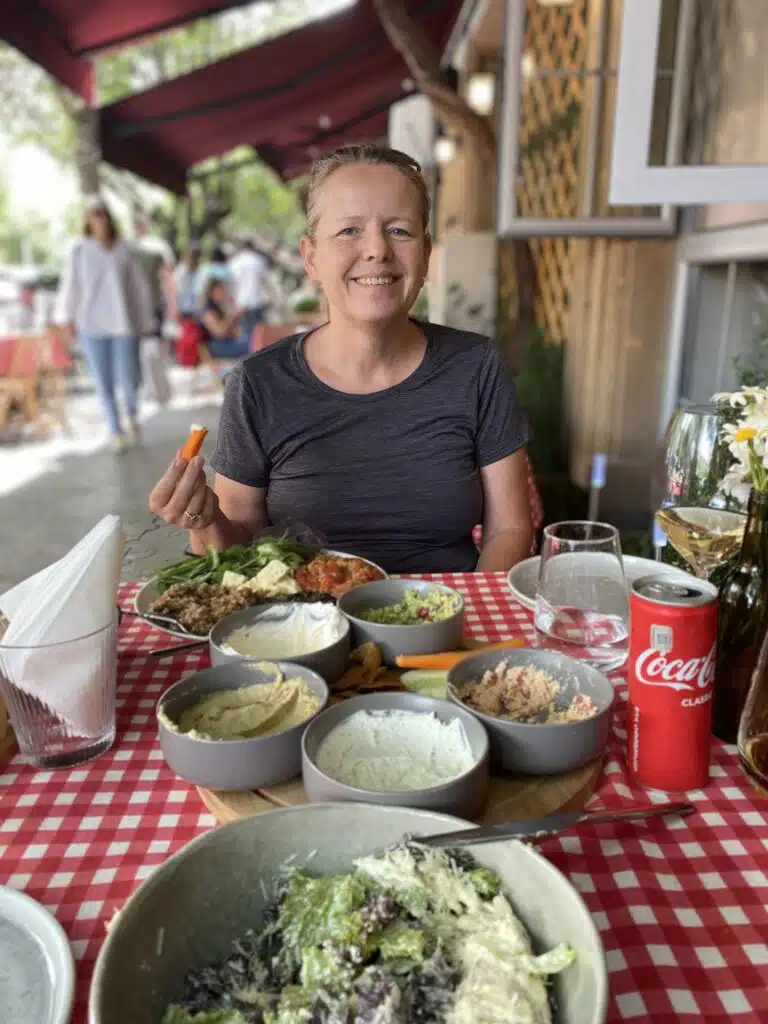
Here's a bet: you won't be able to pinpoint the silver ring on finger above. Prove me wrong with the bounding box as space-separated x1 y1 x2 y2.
183 510 203 525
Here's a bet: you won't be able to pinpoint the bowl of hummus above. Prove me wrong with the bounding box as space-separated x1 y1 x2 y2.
447 648 615 775
338 580 465 666
209 602 351 683
156 661 328 790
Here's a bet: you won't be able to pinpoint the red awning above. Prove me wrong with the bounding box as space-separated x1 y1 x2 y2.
100 0 460 192
1 1 263 64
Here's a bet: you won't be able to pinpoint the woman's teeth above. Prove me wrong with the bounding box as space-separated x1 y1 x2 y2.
354 276 397 286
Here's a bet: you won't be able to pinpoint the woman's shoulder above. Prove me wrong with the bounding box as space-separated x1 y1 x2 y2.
422 320 498 367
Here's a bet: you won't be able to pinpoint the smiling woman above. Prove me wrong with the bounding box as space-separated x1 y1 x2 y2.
149 145 535 574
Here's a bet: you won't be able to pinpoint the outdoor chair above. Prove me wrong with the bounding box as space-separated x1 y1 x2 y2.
0 332 72 437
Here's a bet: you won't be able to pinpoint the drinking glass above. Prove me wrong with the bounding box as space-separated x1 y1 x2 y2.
534 521 629 673
0 616 118 768
654 404 747 578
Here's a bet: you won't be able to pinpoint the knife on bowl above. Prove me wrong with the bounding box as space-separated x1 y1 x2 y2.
418 801 695 849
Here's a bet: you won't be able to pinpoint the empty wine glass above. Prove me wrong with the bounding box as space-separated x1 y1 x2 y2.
653 404 747 578
534 521 629 673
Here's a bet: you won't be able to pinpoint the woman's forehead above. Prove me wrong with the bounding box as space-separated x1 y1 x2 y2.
316 164 421 219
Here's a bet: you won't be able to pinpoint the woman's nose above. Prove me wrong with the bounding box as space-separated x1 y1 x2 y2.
362 226 392 260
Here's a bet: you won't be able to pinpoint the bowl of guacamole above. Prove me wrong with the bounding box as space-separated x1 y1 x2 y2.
338 580 465 666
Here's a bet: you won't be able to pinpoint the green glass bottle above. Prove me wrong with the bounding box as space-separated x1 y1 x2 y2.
713 489 768 744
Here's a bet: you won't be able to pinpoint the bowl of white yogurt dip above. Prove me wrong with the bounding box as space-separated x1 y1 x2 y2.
209 602 351 683
302 692 490 819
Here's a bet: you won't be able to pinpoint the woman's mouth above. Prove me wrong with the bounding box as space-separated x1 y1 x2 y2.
351 275 400 287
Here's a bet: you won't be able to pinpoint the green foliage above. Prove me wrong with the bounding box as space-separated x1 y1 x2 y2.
292 295 320 314
515 328 566 476
735 304 768 388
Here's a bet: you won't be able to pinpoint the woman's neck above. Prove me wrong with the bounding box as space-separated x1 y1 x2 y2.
304 315 426 394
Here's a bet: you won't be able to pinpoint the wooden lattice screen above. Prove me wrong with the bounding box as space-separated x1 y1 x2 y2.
516 0 589 343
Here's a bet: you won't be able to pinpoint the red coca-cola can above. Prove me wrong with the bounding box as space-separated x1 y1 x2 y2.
628 574 718 792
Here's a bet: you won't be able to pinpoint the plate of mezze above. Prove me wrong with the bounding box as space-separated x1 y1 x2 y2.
133 535 387 640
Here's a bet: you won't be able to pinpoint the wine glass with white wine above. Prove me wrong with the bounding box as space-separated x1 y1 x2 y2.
654 404 748 579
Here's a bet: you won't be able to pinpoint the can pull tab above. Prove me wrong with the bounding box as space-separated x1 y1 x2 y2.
651 624 674 655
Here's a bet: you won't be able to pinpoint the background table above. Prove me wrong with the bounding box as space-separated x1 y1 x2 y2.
1 574 767 1022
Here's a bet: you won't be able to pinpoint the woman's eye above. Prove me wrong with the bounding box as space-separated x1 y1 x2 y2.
389 226 412 237
337 226 359 237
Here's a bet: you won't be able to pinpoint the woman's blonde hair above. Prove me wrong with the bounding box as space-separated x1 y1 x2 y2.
306 144 431 238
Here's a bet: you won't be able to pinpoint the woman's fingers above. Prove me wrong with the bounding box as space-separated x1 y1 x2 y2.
149 456 209 524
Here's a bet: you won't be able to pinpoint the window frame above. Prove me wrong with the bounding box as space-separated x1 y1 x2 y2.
497 0 681 238
610 0 768 206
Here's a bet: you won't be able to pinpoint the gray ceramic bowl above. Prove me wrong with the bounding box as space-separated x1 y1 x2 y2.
89 804 608 1024
448 647 615 775
302 692 489 819
156 661 328 790
337 578 465 666
209 603 351 684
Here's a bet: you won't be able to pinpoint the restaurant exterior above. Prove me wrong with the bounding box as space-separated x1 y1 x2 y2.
403 0 768 527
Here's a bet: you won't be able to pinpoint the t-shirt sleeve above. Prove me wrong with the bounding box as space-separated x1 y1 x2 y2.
475 341 532 468
208 363 271 488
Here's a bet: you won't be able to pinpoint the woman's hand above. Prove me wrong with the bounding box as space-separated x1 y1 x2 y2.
149 453 219 529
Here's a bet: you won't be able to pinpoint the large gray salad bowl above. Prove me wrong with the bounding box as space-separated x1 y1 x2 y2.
448 647 615 775
338 578 465 665
89 804 608 1024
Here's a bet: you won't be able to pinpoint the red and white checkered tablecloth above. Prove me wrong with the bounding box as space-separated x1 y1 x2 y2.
1 575 767 1022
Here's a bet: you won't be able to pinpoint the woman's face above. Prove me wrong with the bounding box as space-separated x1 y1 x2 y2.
88 207 110 241
301 163 430 327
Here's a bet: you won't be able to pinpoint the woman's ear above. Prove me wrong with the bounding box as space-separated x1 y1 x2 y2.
299 235 319 282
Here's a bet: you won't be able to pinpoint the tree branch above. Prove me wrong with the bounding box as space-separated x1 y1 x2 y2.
373 0 497 180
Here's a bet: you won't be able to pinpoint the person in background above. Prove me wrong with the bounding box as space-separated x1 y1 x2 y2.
14 281 38 331
54 196 155 453
134 211 175 332
171 244 202 321
229 240 270 345
200 279 250 359
196 244 233 305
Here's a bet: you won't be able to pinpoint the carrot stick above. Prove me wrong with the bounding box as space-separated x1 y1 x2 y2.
396 639 525 671
181 423 208 460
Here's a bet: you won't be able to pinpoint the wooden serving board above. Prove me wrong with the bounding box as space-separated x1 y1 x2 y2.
197 756 603 827
195 636 604 828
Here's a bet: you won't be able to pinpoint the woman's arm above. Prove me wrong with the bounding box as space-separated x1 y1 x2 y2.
188 473 268 554
476 449 534 572
201 308 241 339
53 241 79 337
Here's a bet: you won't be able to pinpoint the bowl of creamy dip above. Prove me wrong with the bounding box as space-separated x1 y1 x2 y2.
302 692 489 819
209 603 351 684
157 660 329 790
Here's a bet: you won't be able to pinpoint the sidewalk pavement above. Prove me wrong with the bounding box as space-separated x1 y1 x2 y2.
0 367 225 593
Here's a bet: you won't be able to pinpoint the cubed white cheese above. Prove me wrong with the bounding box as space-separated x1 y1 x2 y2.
221 570 248 588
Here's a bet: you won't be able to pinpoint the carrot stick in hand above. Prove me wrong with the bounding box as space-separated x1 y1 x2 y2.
181 423 208 460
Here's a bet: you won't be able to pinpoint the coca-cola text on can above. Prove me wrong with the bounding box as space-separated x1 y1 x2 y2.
628 574 718 792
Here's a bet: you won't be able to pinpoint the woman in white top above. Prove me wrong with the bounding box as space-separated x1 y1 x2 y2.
55 197 155 453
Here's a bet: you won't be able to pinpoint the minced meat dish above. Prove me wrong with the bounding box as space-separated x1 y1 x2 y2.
148 582 254 635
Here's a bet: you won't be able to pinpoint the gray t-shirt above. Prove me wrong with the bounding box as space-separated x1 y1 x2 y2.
210 322 531 573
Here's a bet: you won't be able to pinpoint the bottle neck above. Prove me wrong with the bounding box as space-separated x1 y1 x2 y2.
739 489 768 568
